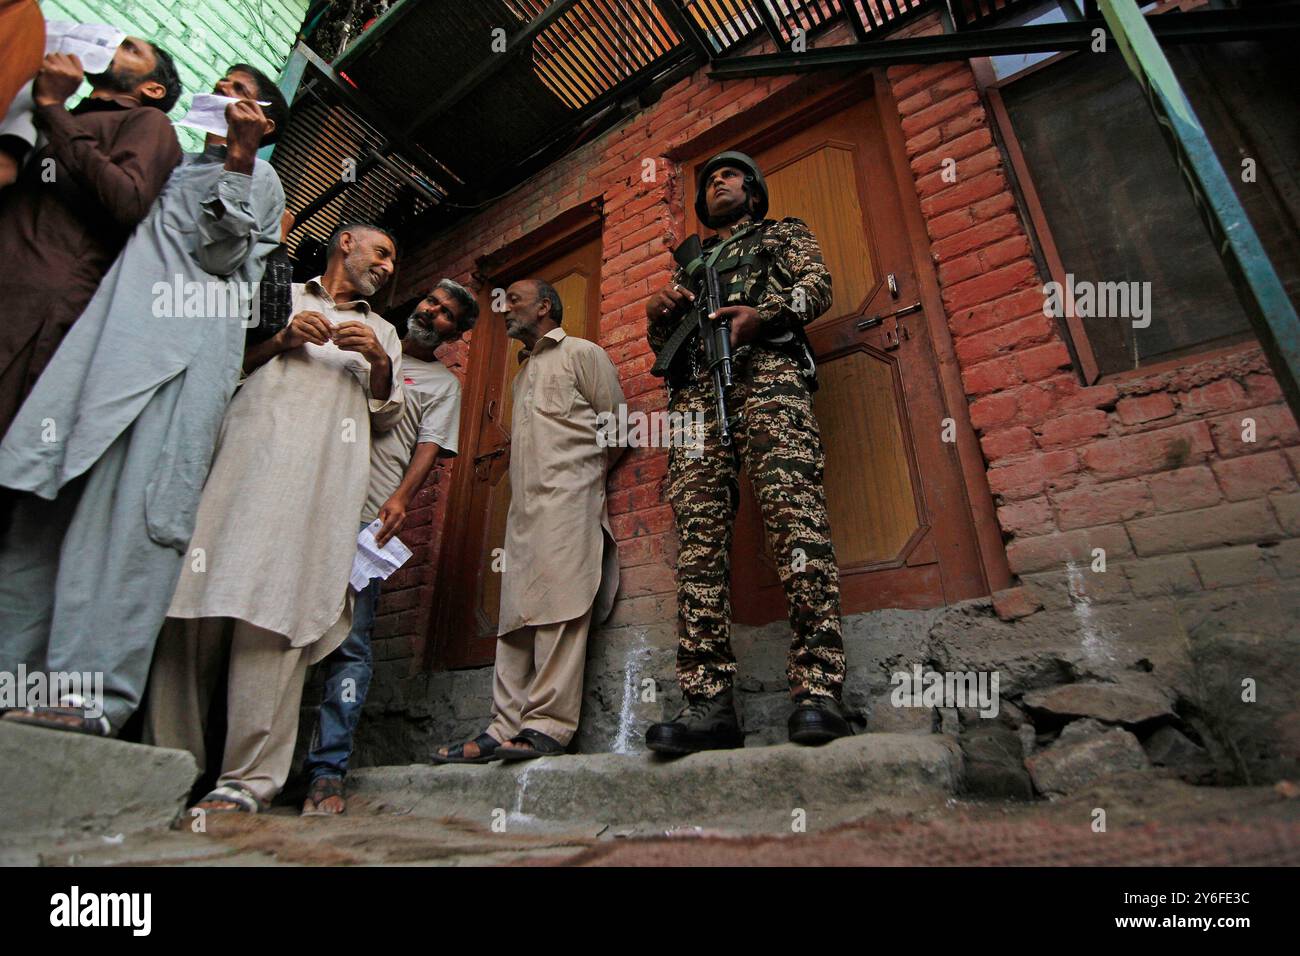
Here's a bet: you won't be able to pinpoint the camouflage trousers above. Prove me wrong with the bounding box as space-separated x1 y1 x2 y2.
666 347 845 702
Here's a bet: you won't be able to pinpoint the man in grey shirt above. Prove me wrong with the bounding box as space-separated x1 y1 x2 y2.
301 278 477 815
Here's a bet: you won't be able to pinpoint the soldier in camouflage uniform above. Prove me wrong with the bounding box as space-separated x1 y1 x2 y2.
643 151 850 754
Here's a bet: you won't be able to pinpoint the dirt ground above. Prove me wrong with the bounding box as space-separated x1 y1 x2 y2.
30 771 1300 867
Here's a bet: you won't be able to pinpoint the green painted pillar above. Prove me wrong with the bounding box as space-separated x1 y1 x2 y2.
1099 0 1300 417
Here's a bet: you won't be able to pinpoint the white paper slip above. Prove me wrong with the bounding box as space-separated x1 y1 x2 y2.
45 21 126 75
349 519 414 592
176 93 273 138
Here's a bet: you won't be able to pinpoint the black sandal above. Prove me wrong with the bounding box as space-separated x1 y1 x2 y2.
497 728 566 761
430 732 501 765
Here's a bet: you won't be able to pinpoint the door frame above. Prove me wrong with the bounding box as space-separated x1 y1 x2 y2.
425 202 604 670
872 68 1012 597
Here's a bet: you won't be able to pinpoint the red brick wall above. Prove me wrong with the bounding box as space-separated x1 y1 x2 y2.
886 60 1299 585
369 20 1300 679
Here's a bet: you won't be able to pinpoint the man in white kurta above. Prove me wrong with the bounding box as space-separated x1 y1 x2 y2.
145 224 403 811
433 279 624 764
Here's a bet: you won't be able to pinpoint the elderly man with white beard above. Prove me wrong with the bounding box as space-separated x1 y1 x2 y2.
144 222 405 814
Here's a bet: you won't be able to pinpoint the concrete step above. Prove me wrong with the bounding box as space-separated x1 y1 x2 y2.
0 721 197 860
349 732 963 829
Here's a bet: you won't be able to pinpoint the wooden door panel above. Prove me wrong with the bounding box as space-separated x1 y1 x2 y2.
764 140 879 329
816 347 921 565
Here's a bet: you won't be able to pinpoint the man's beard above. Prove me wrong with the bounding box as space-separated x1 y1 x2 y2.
504 316 529 341
406 310 445 349
87 65 141 96
344 247 381 297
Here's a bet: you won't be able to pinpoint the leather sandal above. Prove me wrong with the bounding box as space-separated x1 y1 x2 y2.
301 775 346 816
430 732 501 765
497 728 566 761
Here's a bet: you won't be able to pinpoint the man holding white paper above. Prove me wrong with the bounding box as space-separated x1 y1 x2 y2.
0 64 286 738
301 278 477 815
146 224 407 813
0 34 182 432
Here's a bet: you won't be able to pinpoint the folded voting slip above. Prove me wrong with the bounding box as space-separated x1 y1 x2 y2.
350 519 413 592
45 21 126 75
176 93 273 138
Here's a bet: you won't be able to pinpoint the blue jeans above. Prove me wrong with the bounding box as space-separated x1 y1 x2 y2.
302 567 381 782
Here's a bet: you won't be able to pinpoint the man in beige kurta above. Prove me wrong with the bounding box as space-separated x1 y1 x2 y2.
145 224 404 811
433 278 624 763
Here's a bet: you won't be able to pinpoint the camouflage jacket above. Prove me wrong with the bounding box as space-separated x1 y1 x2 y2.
647 217 833 378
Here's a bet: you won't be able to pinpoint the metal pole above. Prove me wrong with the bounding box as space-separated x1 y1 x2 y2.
1098 0 1300 416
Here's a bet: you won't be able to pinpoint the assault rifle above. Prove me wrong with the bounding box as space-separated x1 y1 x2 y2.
672 235 735 446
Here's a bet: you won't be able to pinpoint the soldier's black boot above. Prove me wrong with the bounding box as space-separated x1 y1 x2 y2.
645 688 744 755
788 694 852 745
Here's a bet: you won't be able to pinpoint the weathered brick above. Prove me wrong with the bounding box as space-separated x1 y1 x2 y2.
900 89 981 140
987 450 1080 501
969 392 1020 430
955 313 1055 368
1209 404 1300 458
1244 373 1284 406
910 128 994 177
1192 545 1276 589
930 213 1023 262
915 148 1004 202
1176 377 1248 416
1079 422 1215 481
1123 554 1201 598
1053 478 1152 531
1115 393 1176 425
1147 465 1222 514
980 425 1036 462
992 586 1043 621
1014 341 1073 384
1035 409 1109 449
949 287 1044 338
890 60 968 102
943 260 1040 315
996 496 1055 537
616 562 678 597
1269 537 1300 578
1212 451 1298 501
961 354 1023 396
1125 500 1283 556
1273 491 1300 536
920 169 1008 220
1005 524 1133 574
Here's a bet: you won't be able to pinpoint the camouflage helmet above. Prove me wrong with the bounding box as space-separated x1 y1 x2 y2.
695 150 769 228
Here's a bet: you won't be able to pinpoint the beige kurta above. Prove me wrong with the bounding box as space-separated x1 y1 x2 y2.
498 327 625 636
166 278 403 661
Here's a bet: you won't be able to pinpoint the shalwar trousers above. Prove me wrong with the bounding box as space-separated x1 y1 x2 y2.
144 616 309 807
485 605 593 747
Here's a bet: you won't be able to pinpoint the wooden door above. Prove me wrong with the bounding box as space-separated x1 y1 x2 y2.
432 231 602 668
694 92 991 621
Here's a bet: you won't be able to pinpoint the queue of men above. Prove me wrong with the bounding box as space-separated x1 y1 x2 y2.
0 21 851 818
